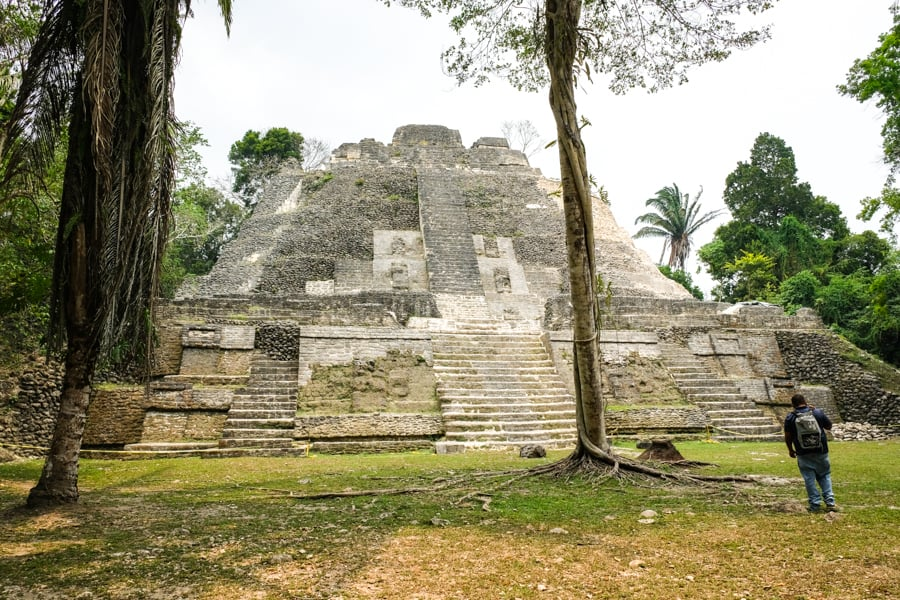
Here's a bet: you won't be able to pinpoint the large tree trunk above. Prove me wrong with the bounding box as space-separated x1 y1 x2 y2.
26 315 93 507
27 81 99 508
27 223 96 507
545 0 610 455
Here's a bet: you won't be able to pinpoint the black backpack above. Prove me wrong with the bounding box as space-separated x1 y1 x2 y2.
794 410 823 451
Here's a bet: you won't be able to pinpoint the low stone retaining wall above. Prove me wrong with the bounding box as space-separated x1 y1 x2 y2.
83 387 145 447
140 410 228 443
606 407 707 438
295 414 444 439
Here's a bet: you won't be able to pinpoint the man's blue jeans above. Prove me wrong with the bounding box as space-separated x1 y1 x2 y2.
797 452 835 509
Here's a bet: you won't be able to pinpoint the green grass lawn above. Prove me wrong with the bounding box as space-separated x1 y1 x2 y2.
1 440 898 599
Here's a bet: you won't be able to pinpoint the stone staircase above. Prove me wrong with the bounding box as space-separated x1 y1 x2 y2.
432 324 577 451
218 354 300 451
418 168 484 295
660 344 782 441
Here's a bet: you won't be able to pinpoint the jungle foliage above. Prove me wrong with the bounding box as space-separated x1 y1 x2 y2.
840 4 900 238
699 133 899 366
228 126 303 207
161 123 245 298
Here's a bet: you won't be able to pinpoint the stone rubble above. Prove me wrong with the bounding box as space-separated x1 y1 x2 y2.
831 421 898 441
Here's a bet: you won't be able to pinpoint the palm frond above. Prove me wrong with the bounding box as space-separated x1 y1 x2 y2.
82 0 122 200
1 0 80 204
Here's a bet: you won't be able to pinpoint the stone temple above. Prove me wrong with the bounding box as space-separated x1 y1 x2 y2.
53 124 898 456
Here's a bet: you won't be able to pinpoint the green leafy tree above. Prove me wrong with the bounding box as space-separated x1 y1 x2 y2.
0 1 41 136
777 270 821 313
723 133 848 238
863 269 900 364
162 123 245 297
0 0 233 507
700 133 850 301
0 1 55 366
773 215 826 279
839 5 900 236
658 265 704 300
815 273 870 339
385 0 775 464
634 183 723 271
228 126 303 206
723 249 777 302
832 230 893 276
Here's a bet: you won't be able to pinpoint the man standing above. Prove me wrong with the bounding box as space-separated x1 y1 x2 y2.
784 393 837 513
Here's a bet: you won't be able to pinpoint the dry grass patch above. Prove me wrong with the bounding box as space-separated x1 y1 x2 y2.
339 515 898 600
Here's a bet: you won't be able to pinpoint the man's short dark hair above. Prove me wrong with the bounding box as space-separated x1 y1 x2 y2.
791 393 807 408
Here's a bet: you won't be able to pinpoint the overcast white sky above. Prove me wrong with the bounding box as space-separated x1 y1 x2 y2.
175 0 895 292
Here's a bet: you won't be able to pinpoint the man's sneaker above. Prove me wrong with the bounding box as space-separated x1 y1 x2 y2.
808 505 822 513
825 504 838 512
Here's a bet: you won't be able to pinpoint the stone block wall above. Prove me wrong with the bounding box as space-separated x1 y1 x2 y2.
152 320 184 377
140 411 227 442
606 407 707 438
255 166 421 295
296 327 433 369
297 347 437 414
548 330 682 405
178 348 253 376
686 329 790 383
776 330 900 427
295 414 443 439
0 359 62 458
765 384 840 424
83 387 145 446
137 384 232 442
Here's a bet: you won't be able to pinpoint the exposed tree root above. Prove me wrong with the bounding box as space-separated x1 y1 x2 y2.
250 443 769 502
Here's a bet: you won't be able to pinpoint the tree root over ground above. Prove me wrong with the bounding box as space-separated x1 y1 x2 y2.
253 447 782 502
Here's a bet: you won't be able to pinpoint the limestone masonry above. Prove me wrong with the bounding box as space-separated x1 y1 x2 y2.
2 125 898 457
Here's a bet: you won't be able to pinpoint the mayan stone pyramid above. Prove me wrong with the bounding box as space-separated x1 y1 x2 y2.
182 124 691 308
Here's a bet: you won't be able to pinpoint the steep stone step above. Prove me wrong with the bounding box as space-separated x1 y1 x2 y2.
435 333 546 343
703 410 766 419
165 374 249 386
440 391 572 401
227 409 296 419
419 169 484 295
677 381 738 390
659 342 782 442
219 354 299 450
692 400 757 410
668 371 717 380
434 360 556 369
432 322 576 450
434 364 558 373
218 437 296 448
223 418 295 429
443 430 576 444
687 393 749 403
443 408 576 420
221 427 294 439
444 413 574 432
438 380 568 391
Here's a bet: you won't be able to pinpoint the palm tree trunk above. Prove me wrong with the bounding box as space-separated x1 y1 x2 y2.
26 319 93 507
545 0 609 455
27 222 95 507
27 81 99 508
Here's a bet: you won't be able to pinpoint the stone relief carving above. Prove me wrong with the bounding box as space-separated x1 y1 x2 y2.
390 262 410 291
494 267 511 293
